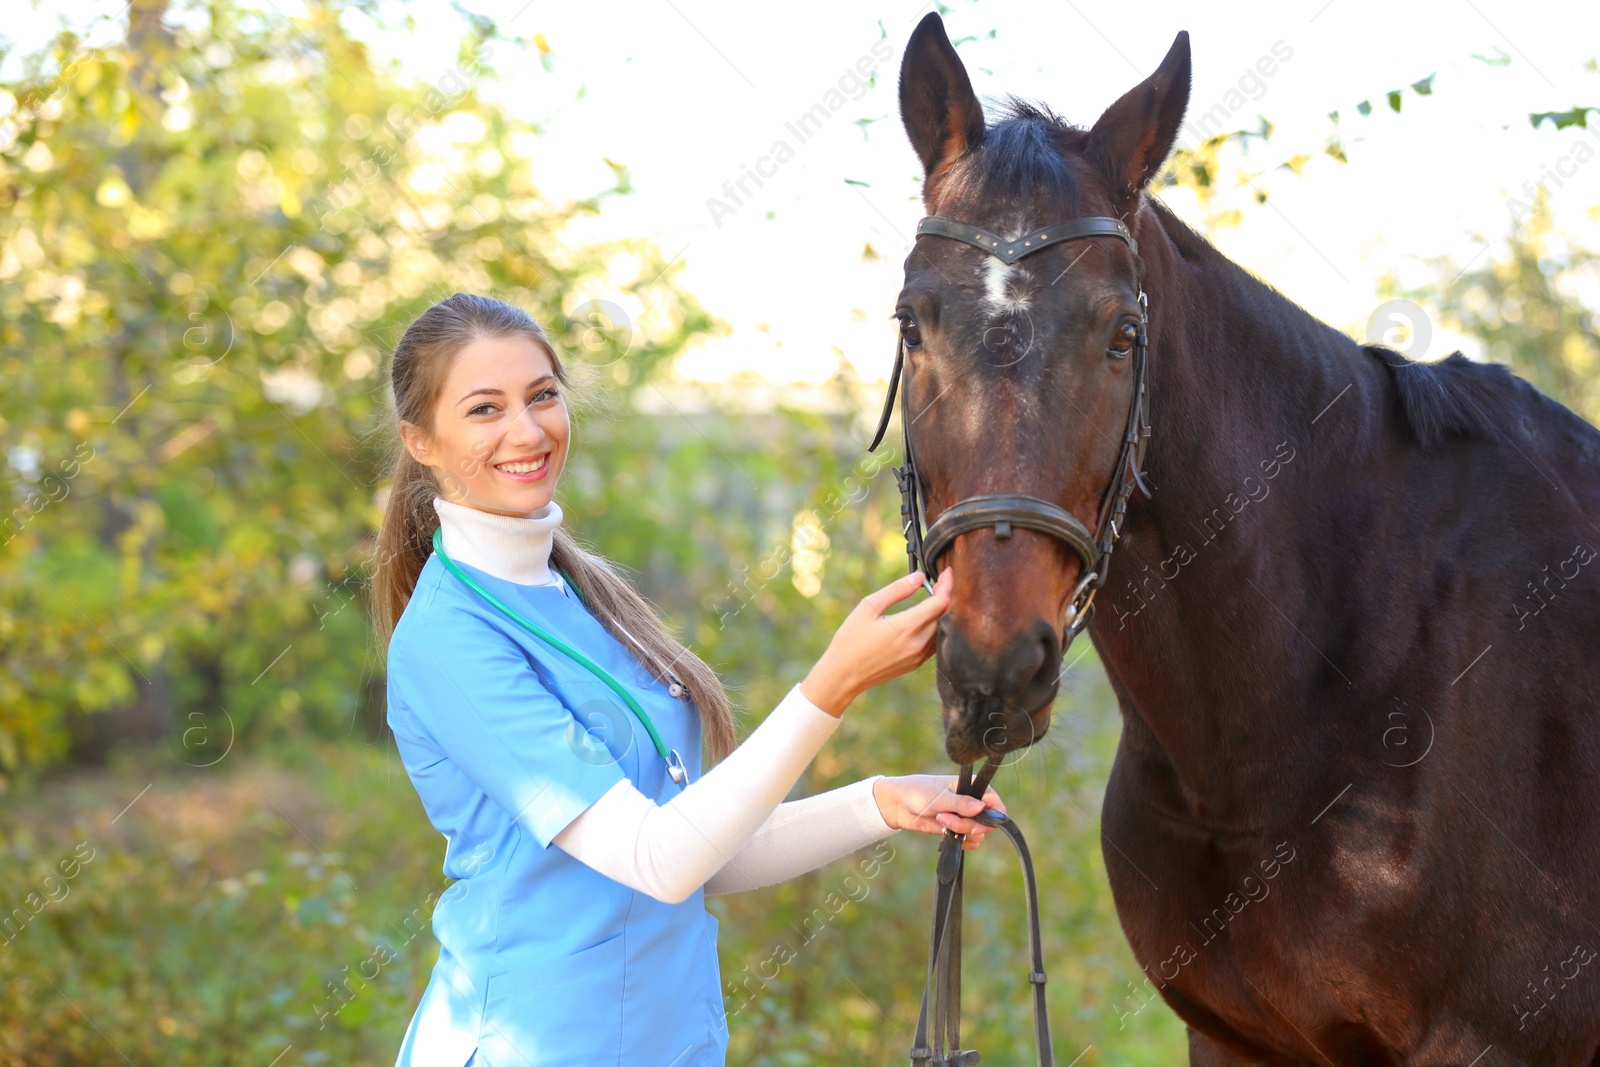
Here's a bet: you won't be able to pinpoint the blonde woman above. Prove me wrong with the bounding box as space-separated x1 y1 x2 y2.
372 292 1005 1067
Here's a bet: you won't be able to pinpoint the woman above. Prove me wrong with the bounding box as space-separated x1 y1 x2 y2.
373 293 1004 1067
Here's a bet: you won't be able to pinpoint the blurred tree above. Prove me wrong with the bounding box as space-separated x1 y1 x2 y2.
1404 199 1600 423
0 0 712 777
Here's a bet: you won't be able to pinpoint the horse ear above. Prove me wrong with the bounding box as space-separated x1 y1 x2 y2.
899 12 985 181
1086 31 1192 197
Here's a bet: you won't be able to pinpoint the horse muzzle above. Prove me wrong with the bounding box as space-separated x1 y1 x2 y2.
934 616 1061 762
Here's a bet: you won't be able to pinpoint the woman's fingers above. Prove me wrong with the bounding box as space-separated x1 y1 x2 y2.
888 567 952 629
863 571 929 615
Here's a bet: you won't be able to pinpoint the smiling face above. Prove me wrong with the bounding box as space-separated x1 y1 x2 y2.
400 333 570 517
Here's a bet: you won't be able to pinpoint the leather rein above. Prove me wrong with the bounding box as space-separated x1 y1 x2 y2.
870 213 1155 1067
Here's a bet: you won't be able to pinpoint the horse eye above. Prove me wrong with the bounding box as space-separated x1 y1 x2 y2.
897 313 922 349
1107 321 1139 359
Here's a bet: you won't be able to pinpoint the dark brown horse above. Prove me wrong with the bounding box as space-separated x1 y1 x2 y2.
893 14 1600 1065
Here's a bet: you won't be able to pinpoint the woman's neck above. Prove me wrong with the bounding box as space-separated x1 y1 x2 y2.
432 495 565 587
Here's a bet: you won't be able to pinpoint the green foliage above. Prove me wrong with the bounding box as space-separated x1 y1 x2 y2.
0 0 711 772
1530 105 1598 130
1404 202 1600 423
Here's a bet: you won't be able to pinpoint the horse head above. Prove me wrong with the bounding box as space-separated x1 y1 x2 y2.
893 14 1190 763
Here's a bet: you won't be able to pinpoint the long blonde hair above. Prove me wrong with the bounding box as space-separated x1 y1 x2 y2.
372 292 737 762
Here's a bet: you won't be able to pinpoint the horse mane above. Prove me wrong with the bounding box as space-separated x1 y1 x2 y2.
1362 347 1521 448
1142 199 1529 451
946 98 1086 209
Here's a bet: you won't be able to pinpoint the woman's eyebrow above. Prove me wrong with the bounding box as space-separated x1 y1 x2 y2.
456 375 556 404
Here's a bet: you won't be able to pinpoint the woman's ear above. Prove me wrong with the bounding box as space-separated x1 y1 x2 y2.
399 420 432 466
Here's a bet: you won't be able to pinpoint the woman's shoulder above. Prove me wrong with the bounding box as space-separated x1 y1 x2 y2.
389 556 498 657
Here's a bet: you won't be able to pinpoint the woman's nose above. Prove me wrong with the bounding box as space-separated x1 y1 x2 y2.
506 402 546 445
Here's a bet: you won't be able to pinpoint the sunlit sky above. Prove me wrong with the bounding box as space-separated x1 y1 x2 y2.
10 0 1600 395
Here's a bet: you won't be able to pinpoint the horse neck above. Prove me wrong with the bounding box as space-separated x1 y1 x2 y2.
1089 199 1379 821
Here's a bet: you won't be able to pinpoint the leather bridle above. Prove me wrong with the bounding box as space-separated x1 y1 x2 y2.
869 212 1153 656
872 212 1155 1067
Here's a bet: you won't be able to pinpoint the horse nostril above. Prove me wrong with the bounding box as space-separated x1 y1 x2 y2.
1035 620 1060 667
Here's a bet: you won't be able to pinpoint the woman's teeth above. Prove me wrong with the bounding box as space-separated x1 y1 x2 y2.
495 458 546 474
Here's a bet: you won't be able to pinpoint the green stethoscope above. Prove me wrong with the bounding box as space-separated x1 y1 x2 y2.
431 527 691 786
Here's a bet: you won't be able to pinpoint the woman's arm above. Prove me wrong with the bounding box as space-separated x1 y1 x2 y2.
552 683 843 903
700 776 892 895
559 767 1008 899
699 773 1005 894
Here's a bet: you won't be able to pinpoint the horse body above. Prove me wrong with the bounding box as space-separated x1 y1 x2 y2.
893 15 1600 1065
1098 200 1600 1065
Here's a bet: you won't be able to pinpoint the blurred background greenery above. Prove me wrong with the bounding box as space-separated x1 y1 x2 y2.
0 0 1595 1064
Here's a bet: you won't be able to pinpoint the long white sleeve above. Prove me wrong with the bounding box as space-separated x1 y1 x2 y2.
702 775 896 895
553 683 866 903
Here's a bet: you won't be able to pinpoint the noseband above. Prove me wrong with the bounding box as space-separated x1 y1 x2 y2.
869 213 1153 652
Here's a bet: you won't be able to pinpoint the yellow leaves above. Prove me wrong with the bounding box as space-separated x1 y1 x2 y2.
236 148 267 178
790 510 829 598
286 246 326 282
342 350 376 380
406 161 447 194
95 174 132 207
253 300 293 334
21 141 52 172
71 59 102 96
126 205 170 240
65 409 91 437
223 522 275 570
113 105 138 145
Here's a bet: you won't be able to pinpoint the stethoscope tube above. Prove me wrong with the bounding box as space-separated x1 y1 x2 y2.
431 527 690 786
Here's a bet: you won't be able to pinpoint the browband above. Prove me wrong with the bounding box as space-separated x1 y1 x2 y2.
915 215 1138 264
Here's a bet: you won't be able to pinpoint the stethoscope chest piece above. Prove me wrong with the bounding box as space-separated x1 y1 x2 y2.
666 749 690 786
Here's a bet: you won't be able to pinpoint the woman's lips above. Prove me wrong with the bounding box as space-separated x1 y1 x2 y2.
492 454 550 482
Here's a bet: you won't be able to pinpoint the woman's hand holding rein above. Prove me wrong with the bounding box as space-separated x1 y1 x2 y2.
799 568 953 717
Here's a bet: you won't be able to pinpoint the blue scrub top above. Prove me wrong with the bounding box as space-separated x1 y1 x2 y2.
386 551 727 1067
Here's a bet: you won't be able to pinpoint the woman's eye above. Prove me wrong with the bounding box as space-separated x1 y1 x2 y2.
1107 321 1139 358
532 387 559 403
468 403 496 416
896 313 922 349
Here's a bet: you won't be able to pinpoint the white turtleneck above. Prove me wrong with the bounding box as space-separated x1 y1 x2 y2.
431 495 896 902
433 495 566 588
